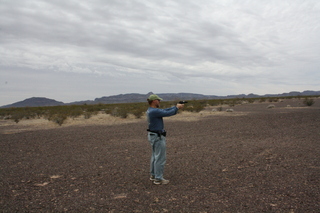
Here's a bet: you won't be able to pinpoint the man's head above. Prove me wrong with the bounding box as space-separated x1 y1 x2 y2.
147 94 163 108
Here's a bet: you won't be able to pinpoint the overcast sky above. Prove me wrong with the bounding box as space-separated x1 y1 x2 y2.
1 0 319 106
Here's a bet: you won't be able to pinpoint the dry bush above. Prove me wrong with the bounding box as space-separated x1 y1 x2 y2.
303 98 315 106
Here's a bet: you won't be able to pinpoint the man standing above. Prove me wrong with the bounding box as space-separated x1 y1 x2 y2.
146 94 184 185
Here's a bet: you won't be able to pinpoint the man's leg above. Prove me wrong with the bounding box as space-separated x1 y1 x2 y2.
148 133 158 178
150 146 155 177
153 136 166 180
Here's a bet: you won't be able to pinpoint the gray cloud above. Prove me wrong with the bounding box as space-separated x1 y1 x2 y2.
1 0 319 105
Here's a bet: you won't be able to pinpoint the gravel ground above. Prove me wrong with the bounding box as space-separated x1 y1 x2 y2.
1 99 320 212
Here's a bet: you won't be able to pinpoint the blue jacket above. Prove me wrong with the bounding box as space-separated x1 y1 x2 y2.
147 106 178 131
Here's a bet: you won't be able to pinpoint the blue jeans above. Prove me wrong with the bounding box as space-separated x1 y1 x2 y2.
148 132 166 180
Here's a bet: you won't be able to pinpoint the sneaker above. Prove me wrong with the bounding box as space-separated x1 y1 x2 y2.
153 179 169 185
150 176 156 181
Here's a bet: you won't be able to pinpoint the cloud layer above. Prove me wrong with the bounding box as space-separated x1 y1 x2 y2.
1 0 319 105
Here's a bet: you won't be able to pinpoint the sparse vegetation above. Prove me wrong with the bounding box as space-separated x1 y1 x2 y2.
259 98 266 103
0 95 318 125
303 97 315 106
247 98 255 103
268 98 279 102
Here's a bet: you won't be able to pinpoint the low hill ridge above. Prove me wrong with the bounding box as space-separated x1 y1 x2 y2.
1 97 64 108
1 90 319 108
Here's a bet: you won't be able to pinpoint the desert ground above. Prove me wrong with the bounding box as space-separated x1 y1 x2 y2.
1 98 320 212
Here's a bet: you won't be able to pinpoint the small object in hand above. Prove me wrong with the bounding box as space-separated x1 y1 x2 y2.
178 101 188 104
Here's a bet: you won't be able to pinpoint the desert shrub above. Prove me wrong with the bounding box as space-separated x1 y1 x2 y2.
110 106 128 118
207 100 220 106
85 104 106 113
268 98 279 102
227 99 242 107
217 106 223 111
228 101 235 107
110 107 119 117
82 110 98 119
5 107 40 123
132 108 145 118
129 103 147 118
11 112 25 123
185 101 205 112
68 108 83 118
247 98 255 103
259 98 266 103
84 112 92 119
103 108 112 114
42 106 68 125
303 98 315 106
183 105 194 112
47 113 67 126
118 108 128 118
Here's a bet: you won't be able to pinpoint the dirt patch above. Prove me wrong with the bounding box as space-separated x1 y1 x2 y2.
1 99 320 212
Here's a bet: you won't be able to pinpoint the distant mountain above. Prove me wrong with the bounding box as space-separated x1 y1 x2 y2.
1 90 319 108
94 93 151 104
1 97 64 108
264 90 320 97
92 92 218 104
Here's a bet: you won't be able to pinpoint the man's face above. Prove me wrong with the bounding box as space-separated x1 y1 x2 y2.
154 99 160 108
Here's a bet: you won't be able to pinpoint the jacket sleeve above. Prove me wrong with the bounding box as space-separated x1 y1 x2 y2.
154 106 178 117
